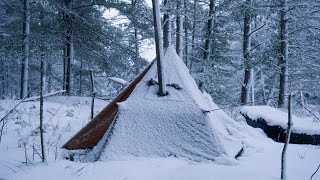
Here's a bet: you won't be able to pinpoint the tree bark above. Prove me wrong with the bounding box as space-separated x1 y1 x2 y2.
1 61 5 99
63 45 66 91
163 0 171 49
240 0 252 104
176 0 183 58
281 94 292 179
189 0 197 71
79 58 83 95
152 0 167 96
132 0 140 73
20 0 30 99
250 69 254 105
260 69 267 104
183 0 189 65
65 0 74 96
134 27 139 62
203 0 215 61
47 62 52 93
278 0 288 108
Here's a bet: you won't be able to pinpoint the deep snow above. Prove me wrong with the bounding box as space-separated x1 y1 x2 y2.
0 96 319 180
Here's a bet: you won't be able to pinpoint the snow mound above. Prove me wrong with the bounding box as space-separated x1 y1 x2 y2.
99 46 228 161
240 106 320 135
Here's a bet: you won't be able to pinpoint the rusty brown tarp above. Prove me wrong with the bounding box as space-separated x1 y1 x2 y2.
63 60 155 150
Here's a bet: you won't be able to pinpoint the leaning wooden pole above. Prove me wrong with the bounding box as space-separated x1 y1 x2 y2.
152 0 167 96
281 93 292 179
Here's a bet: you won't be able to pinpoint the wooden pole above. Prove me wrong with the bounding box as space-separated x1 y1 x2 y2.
40 58 46 162
90 70 95 120
152 0 167 96
281 93 292 179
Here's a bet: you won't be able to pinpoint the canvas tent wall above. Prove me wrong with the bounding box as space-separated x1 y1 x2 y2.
63 46 227 162
63 60 155 150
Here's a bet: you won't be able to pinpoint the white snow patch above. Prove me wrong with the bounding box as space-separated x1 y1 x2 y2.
108 77 128 85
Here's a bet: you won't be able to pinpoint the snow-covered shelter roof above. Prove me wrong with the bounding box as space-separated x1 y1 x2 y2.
63 46 227 161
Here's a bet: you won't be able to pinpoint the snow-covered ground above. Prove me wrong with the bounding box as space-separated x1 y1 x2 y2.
0 96 320 180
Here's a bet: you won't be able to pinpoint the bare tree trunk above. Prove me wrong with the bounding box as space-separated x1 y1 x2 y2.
183 0 188 64
250 69 254 105
241 70 251 104
90 70 95 120
240 0 252 104
134 27 139 61
1 61 5 99
163 0 171 49
184 28 189 65
132 0 140 73
65 0 74 96
281 94 292 179
152 0 167 96
203 0 215 61
6 65 10 98
47 62 52 93
20 0 30 99
79 58 83 96
189 0 197 71
176 0 183 58
40 55 46 162
278 0 288 108
63 45 66 91
260 69 267 104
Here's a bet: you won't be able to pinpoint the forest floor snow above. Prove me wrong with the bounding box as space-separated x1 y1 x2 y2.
0 96 319 180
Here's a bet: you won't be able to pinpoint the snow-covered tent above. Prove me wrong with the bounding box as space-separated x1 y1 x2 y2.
63 46 228 161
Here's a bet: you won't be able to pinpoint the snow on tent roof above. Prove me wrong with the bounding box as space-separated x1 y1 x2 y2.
64 46 228 162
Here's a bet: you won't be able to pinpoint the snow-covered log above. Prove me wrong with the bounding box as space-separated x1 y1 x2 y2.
23 90 66 102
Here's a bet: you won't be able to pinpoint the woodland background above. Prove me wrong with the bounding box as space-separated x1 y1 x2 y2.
1 0 319 107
